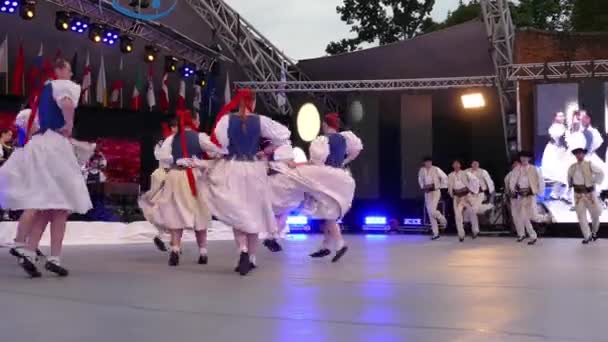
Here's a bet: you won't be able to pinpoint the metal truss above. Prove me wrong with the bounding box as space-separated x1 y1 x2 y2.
184 0 338 115
44 0 233 66
506 60 608 81
480 0 517 157
234 76 497 93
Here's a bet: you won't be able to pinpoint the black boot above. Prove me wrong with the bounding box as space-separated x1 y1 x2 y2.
263 239 282 253
527 238 537 245
198 255 208 265
592 234 599 241
237 251 252 276
168 251 180 266
153 236 167 252
309 248 331 258
459 237 465 242
331 246 348 263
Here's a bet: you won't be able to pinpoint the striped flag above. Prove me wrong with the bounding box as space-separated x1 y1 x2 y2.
176 79 186 110
159 72 169 112
95 54 107 106
81 51 91 105
131 68 143 111
147 64 156 110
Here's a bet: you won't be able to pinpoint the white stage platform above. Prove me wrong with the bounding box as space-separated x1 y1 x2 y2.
0 221 238 247
543 199 608 224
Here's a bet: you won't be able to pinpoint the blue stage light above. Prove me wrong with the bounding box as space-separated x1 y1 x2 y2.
288 234 308 241
365 216 387 225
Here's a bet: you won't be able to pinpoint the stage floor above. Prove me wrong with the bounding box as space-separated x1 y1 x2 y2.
1 236 607 341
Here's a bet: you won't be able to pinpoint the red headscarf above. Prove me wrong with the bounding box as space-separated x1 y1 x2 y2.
210 88 255 148
176 109 199 196
324 112 341 131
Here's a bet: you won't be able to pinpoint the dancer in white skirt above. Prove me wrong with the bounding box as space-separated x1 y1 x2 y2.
447 160 480 242
541 112 568 200
139 110 224 267
203 89 291 276
0 58 92 277
308 113 363 262
149 118 178 252
418 156 448 240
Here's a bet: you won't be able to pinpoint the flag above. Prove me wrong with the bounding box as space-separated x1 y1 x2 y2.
276 60 287 108
193 84 202 114
96 54 107 106
70 51 78 81
0 35 8 93
176 79 186 110
159 72 169 112
11 41 24 96
131 68 143 111
110 80 124 108
147 64 155 110
81 51 91 105
224 72 231 104
26 43 43 97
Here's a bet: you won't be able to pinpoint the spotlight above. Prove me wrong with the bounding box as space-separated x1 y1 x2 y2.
180 62 195 78
195 70 207 87
119 35 134 54
101 27 119 46
164 56 178 73
88 23 104 43
69 15 89 34
0 0 18 14
362 216 389 232
296 103 321 142
286 215 311 232
55 11 71 31
144 45 158 63
19 0 36 20
461 93 486 109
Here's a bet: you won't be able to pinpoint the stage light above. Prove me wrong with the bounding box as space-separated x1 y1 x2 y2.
101 27 119 46
180 63 196 78
119 35 134 54
461 93 486 109
195 70 207 87
55 11 71 31
403 218 423 225
144 45 158 63
19 0 36 20
69 15 89 34
164 56 178 73
363 216 389 231
286 215 311 232
296 103 321 142
0 0 18 14
88 23 103 43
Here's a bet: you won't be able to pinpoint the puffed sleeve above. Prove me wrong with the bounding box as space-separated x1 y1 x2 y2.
341 131 363 166
198 132 227 156
213 115 231 149
309 135 330 165
591 162 605 186
51 80 81 105
259 115 291 147
158 135 175 166
548 124 565 140
15 109 39 133
273 144 294 161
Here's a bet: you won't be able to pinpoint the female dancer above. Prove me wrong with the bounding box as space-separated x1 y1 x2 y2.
541 112 568 200
202 89 291 276
139 110 224 266
0 58 92 277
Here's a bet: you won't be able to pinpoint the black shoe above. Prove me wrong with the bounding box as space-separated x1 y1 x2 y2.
331 246 348 263
431 235 440 241
472 233 479 240
168 251 179 266
582 238 592 245
45 261 69 277
592 234 599 241
19 257 41 278
234 262 256 273
263 239 283 253
527 239 537 245
237 252 252 276
153 237 167 252
9 247 22 258
517 236 526 242
459 237 465 242
309 248 331 258
198 255 208 265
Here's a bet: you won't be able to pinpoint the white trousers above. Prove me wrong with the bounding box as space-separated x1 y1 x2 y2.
424 190 446 236
471 192 494 215
574 192 602 239
511 196 538 239
453 195 479 238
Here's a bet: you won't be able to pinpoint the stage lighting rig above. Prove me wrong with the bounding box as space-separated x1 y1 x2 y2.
195 70 207 87
88 23 103 43
180 63 195 78
102 27 119 46
0 0 17 14
69 15 89 34
164 56 178 72
144 45 158 63
55 11 71 31
119 35 134 54
19 0 36 20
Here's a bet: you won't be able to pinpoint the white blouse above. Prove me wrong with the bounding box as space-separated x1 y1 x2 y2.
157 131 226 166
51 80 81 105
309 131 363 166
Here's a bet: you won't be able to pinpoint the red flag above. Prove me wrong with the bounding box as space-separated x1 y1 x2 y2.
176 79 186 110
11 42 24 96
109 80 124 108
159 72 169 112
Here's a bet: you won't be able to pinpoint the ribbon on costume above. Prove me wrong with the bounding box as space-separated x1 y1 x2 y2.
177 109 199 197
210 88 255 148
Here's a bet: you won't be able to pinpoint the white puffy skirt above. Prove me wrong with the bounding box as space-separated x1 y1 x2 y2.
139 169 211 231
0 130 92 213
201 159 277 235
541 143 568 184
272 164 356 220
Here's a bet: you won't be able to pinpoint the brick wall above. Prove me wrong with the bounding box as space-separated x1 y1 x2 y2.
516 29 608 150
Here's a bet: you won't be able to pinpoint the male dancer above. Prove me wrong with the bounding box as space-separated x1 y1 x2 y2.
418 156 448 240
509 151 544 245
568 140 604 244
447 160 480 242
467 159 495 215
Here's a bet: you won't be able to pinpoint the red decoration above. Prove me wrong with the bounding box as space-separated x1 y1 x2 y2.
94 138 141 183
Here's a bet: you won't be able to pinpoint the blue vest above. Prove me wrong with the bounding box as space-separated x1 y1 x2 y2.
38 83 66 133
171 130 204 163
227 115 261 160
325 133 347 168
583 128 593 153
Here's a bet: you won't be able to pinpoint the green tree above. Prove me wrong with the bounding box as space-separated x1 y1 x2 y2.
326 0 435 55
571 0 608 31
512 0 570 30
